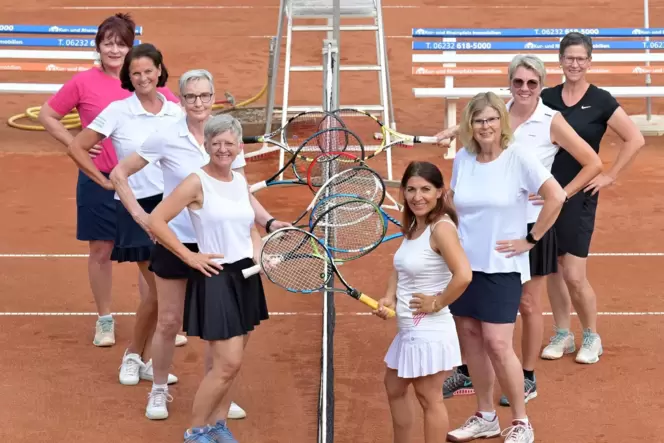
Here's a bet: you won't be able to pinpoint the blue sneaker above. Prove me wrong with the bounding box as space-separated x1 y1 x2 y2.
499 376 537 407
184 426 216 442
208 420 238 443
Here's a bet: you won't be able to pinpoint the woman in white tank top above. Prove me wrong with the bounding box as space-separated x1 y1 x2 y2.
373 161 472 443
148 114 268 442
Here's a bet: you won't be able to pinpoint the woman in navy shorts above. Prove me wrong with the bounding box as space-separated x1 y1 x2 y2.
445 92 566 443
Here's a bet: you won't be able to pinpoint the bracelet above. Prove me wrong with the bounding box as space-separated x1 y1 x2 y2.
265 218 276 233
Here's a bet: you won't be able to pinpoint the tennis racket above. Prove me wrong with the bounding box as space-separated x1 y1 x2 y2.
306 151 365 192
289 165 387 227
248 126 363 193
331 108 439 161
242 227 395 317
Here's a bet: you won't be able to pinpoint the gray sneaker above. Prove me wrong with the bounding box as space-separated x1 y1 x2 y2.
208 420 238 442
443 367 475 399
499 376 537 407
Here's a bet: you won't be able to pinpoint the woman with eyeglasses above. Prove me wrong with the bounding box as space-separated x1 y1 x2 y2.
434 55 601 406
538 32 644 365
109 69 289 422
444 92 566 443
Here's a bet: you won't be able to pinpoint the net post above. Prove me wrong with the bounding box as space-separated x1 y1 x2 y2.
644 0 652 121
264 0 286 136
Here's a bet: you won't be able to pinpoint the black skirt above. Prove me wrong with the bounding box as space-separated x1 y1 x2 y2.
113 194 162 263
149 242 199 280
527 222 558 277
183 257 269 341
449 271 522 324
75 170 117 243
554 192 599 258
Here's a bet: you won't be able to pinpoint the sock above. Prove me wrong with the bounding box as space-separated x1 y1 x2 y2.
152 383 168 392
98 314 113 321
523 369 535 381
478 410 496 421
514 417 530 425
457 364 470 377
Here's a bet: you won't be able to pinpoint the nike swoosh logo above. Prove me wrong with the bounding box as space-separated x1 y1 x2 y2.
581 106 591 109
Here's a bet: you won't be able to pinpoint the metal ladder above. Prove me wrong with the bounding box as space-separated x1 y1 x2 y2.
258 0 399 209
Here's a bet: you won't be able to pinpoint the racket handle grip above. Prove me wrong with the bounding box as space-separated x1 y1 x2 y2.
415 136 439 144
249 181 268 193
358 293 396 318
242 264 261 279
242 136 261 144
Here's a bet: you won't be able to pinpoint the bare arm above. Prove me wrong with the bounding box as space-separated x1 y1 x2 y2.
67 128 110 189
410 221 473 314
38 103 75 148
550 113 603 198
529 178 566 241
109 152 151 234
584 107 645 195
148 174 224 277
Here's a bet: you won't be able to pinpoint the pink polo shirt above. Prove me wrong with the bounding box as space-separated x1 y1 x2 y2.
47 67 180 173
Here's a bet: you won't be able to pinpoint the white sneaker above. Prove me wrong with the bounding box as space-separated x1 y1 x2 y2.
447 413 501 442
93 317 115 347
119 351 144 386
540 327 575 360
175 334 188 347
575 329 603 364
228 401 246 420
501 420 534 443
145 387 173 420
139 359 179 385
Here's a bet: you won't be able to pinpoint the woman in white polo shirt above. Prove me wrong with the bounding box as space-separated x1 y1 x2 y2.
444 92 566 443
148 113 267 443
109 69 288 422
67 43 182 387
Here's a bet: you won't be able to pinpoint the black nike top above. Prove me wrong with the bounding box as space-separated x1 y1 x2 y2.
541 83 619 187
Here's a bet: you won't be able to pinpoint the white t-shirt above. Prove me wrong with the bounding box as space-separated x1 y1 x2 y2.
88 92 183 200
450 146 553 283
507 98 560 223
137 116 246 243
188 169 255 264
393 217 458 331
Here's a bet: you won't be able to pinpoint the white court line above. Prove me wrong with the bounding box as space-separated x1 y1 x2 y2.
1 311 663 317
52 5 651 10
2 252 664 258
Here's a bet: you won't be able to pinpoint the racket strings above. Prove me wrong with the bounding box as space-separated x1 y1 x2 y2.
283 112 343 151
317 167 386 209
308 152 360 189
261 229 330 292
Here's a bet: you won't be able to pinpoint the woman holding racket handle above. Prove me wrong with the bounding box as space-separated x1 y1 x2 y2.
372 161 472 443
435 55 602 407
443 92 566 443
147 113 267 443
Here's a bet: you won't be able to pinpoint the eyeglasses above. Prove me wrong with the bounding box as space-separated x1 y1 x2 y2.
182 93 213 104
511 78 539 90
472 116 500 127
562 56 589 66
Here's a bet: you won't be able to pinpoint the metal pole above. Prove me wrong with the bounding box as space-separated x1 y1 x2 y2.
263 37 277 125
645 0 652 121
331 0 341 110
264 0 286 134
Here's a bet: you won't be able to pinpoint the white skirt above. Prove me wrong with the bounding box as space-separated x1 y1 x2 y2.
384 328 462 379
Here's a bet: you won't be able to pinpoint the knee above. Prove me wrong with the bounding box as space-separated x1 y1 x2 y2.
519 289 541 317
156 311 182 337
483 335 513 363
562 266 587 294
215 355 243 381
457 320 481 341
384 372 407 400
413 387 442 411
88 241 113 265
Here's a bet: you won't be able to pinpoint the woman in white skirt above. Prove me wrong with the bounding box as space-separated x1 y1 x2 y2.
374 160 472 443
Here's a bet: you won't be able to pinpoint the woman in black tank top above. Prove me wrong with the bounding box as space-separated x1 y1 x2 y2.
539 32 645 365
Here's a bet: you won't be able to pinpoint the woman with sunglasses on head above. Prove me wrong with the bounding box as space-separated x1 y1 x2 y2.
37 13 181 349
538 32 644 364
434 55 601 405
67 43 183 387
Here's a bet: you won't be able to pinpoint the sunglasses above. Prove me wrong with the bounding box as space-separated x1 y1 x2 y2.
511 78 540 90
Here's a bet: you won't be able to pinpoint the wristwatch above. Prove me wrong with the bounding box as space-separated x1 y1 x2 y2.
526 232 538 245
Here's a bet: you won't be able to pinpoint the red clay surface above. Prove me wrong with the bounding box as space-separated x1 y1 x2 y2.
1 1 664 442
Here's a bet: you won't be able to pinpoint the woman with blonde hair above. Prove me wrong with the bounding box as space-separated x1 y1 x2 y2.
445 92 566 443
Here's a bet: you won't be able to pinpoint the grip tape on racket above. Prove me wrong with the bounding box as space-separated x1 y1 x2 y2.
249 180 268 193
414 136 439 144
242 136 262 144
358 293 395 318
242 264 261 278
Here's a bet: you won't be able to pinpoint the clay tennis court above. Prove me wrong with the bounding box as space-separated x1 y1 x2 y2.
1 0 664 442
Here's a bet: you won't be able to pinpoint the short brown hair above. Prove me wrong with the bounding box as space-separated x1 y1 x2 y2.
120 43 169 91
458 92 512 155
95 13 135 50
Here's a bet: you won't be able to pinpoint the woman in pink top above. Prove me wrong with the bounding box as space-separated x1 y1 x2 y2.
37 13 180 349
